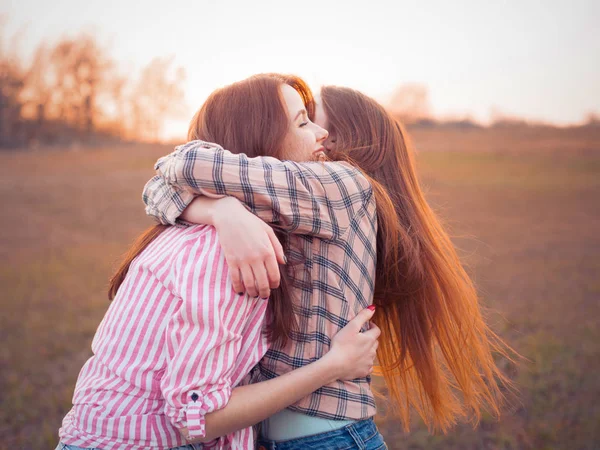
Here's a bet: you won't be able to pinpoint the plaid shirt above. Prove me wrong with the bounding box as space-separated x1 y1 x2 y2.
143 140 378 420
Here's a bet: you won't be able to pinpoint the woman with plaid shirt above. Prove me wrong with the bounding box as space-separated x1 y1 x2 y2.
142 75 386 448
146 76 514 447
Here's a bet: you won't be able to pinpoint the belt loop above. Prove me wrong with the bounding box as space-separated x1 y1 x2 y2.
347 421 366 449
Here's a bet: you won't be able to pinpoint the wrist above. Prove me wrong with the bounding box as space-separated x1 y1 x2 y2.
212 197 242 227
315 352 342 385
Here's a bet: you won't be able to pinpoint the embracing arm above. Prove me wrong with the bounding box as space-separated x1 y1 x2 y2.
163 234 379 444
189 307 378 442
167 195 287 298
143 140 373 240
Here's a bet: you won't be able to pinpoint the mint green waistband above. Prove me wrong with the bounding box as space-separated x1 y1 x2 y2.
261 408 357 441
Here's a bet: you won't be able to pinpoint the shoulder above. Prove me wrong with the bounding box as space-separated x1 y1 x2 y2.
284 160 369 184
327 161 371 187
304 161 373 201
145 224 222 290
302 160 370 182
135 224 218 269
171 223 220 256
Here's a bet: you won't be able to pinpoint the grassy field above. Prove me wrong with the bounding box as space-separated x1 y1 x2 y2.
1 127 599 449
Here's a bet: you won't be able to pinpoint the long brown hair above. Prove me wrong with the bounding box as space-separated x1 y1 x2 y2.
321 85 515 432
109 74 316 345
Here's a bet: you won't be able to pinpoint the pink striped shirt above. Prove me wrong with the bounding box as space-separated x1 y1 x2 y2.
59 223 269 449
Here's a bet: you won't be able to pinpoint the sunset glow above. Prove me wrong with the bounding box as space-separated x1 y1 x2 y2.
4 0 599 139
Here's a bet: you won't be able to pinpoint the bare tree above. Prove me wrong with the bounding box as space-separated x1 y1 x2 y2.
584 111 600 127
101 73 130 139
387 83 432 123
0 17 188 148
0 19 26 146
129 56 186 141
48 34 114 138
20 43 53 143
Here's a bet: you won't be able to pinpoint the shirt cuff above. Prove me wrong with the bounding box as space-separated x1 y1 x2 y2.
184 384 232 440
185 390 208 439
161 188 195 225
143 176 196 225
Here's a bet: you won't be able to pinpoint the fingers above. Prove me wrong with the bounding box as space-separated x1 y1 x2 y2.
264 253 281 290
230 266 245 295
266 226 287 266
252 264 271 299
362 322 381 340
346 306 376 333
264 226 283 289
238 263 272 299
240 264 259 298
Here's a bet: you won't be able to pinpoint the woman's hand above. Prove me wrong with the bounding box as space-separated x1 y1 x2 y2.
323 306 380 381
179 305 379 444
182 196 286 298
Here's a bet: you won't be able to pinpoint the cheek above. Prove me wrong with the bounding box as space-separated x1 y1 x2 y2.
300 131 317 156
285 130 314 159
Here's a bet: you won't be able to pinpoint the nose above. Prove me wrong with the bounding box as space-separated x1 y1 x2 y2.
314 123 329 143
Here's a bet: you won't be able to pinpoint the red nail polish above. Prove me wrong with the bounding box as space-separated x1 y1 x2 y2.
367 305 376 311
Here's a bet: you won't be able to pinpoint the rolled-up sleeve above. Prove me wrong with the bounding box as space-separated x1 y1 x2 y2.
165 385 232 439
143 175 196 225
160 235 260 439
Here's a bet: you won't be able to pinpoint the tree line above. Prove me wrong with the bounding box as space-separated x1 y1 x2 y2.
0 22 186 148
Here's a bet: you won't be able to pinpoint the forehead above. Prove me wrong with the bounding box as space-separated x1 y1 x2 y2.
280 84 305 116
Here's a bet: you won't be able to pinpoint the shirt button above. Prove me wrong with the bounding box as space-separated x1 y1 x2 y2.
191 393 199 402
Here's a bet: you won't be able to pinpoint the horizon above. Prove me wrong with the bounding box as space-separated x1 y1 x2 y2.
3 0 599 139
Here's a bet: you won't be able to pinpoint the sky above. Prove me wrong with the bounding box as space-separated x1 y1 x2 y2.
3 0 600 138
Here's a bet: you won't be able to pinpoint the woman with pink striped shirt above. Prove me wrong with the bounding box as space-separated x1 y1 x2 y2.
56 74 381 450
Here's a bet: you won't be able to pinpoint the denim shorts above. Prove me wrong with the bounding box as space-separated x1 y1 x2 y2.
256 418 387 450
56 443 202 450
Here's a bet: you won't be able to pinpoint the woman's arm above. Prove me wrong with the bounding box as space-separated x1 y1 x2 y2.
186 307 379 443
143 140 373 240
143 175 196 226
175 195 286 299
162 232 379 443
160 236 255 441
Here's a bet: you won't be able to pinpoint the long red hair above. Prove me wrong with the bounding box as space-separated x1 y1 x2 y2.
109 74 316 345
321 85 515 431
